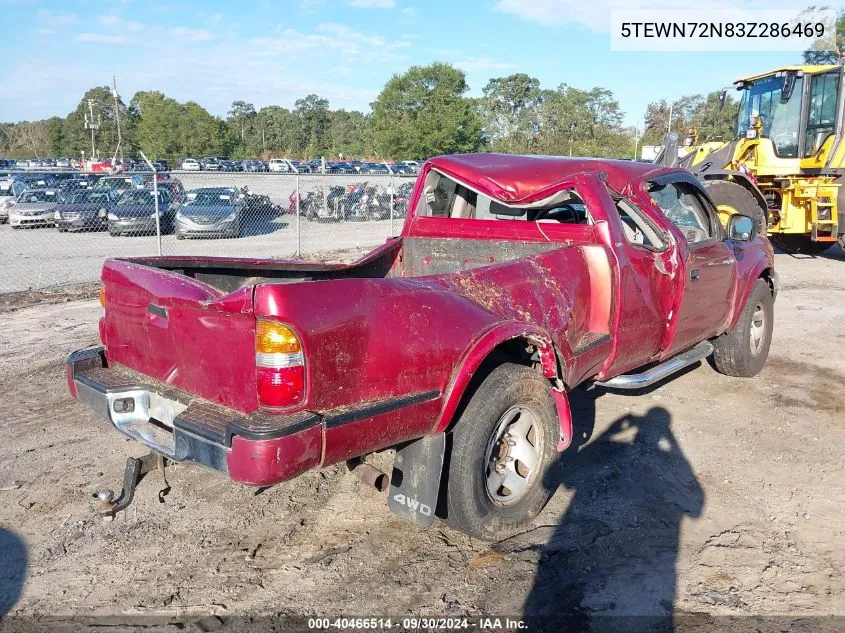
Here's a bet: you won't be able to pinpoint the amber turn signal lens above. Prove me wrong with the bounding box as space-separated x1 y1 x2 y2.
256 321 301 355
99 288 106 307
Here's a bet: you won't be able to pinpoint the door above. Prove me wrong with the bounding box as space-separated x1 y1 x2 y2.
646 178 737 356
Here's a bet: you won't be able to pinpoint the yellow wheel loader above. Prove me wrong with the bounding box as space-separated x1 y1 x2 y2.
660 65 845 254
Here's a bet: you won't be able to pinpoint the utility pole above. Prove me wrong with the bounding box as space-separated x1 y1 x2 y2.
568 122 577 157
112 76 123 161
667 102 673 133
84 99 100 159
633 126 640 161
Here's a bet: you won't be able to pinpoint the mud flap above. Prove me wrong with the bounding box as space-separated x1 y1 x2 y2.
388 433 446 528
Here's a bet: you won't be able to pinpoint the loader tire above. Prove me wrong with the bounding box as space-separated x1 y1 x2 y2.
705 179 767 236
712 279 773 378
444 363 558 541
770 233 832 255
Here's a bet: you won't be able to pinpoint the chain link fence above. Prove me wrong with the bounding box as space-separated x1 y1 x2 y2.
0 167 416 294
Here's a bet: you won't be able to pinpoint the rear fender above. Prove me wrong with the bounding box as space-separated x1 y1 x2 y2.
430 323 573 451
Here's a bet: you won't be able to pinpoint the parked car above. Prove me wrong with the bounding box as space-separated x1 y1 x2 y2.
56 177 95 200
153 160 170 172
288 160 307 173
201 156 221 171
181 158 201 171
8 187 60 228
54 189 118 232
389 163 414 176
107 188 176 236
67 154 777 539
400 160 420 173
92 176 134 196
267 158 291 172
175 187 242 239
0 179 26 223
242 160 266 172
357 162 390 174
219 160 239 172
55 158 71 168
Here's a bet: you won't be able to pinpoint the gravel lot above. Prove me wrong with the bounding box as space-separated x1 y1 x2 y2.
0 248 843 630
0 172 408 293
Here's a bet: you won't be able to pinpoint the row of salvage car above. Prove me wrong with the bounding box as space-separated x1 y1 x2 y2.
0 175 287 239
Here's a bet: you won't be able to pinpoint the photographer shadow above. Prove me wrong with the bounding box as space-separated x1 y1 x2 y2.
0 527 27 618
520 394 704 631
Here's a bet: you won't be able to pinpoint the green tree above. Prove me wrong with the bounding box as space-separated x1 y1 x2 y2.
250 106 298 157
294 94 330 156
131 91 182 159
227 100 257 146
643 91 739 146
481 73 543 153
370 63 482 159
327 109 367 158
62 86 133 159
802 9 844 64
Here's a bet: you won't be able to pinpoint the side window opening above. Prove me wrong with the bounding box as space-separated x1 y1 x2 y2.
615 198 665 250
646 181 713 244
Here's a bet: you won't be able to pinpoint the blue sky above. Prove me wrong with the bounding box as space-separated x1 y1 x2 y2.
1 0 838 127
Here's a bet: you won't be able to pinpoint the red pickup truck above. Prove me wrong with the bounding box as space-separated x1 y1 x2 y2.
68 154 777 539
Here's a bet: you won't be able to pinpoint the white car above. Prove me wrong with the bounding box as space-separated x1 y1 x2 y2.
181 158 201 171
267 158 291 172
8 188 60 228
0 180 25 223
401 160 420 173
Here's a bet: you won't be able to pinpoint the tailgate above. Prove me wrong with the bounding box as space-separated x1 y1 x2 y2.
100 259 259 413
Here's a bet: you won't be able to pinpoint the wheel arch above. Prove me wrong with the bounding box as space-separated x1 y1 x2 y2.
430 323 573 450
729 265 776 331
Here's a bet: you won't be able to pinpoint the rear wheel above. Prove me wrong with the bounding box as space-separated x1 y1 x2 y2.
444 363 559 540
712 279 774 377
705 179 767 236
770 233 832 255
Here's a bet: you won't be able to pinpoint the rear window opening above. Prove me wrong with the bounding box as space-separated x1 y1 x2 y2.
415 169 592 225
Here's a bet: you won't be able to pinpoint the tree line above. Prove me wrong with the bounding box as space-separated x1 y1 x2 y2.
0 62 739 162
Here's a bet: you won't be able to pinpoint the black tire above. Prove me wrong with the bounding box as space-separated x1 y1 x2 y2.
108 230 119 237
444 362 559 540
770 233 832 255
175 232 184 240
705 179 767 236
712 279 774 378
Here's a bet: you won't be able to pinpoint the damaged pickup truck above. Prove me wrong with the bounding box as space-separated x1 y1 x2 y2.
68 154 777 540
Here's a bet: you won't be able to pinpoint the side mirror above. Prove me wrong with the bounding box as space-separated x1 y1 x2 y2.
781 73 797 102
728 214 754 241
718 89 728 111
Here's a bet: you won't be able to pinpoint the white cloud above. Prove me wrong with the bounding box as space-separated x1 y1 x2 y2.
426 48 462 56
33 27 55 36
299 0 327 11
493 0 824 32
347 0 395 8
36 8 79 27
98 14 144 32
401 7 416 16
454 57 517 72
75 33 131 45
169 27 215 42
253 23 411 58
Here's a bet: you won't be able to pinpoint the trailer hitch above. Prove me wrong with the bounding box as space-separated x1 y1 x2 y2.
94 453 171 518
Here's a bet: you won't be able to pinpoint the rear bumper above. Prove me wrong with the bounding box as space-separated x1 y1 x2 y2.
66 346 322 486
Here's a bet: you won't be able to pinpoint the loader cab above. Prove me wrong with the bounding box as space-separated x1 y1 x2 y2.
734 70 805 158
733 65 845 163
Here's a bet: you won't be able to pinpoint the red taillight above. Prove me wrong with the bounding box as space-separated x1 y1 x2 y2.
257 366 304 407
256 321 305 408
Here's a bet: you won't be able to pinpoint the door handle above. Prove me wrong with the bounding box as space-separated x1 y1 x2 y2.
690 268 701 282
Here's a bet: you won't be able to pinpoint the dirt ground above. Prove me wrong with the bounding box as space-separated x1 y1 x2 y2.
0 249 844 630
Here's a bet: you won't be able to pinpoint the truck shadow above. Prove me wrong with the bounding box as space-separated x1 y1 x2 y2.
0 527 27 617
519 397 704 631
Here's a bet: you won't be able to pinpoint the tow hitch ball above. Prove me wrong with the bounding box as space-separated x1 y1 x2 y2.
94 453 170 518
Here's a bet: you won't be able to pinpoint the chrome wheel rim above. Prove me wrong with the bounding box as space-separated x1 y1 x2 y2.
484 406 543 506
749 302 766 357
